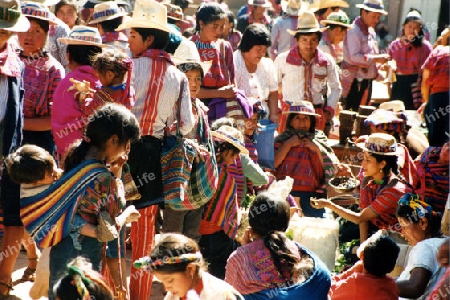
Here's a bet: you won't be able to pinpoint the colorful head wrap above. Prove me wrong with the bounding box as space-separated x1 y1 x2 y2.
364 109 405 134
134 252 203 271
398 193 440 219
67 265 91 300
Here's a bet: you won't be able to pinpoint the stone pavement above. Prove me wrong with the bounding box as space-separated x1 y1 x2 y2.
2 249 165 300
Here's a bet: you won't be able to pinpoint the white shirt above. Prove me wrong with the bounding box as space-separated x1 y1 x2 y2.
131 56 195 139
274 49 341 110
397 238 446 300
233 50 278 114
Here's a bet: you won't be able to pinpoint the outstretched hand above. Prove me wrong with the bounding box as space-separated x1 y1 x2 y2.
310 197 330 209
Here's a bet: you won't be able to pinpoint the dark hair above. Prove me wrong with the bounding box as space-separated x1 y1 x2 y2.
195 3 226 32
27 17 49 34
214 140 240 157
54 257 114 300
294 31 322 41
328 24 348 31
402 9 424 47
286 113 316 133
92 49 129 81
238 24 271 53
149 233 204 273
98 16 123 33
249 193 308 281
316 7 328 17
177 62 205 80
55 0 80 26
183 27 196 39
368 153 399 177
62 103 140 172
133 27 169 50
363 235 399 277
67 45 102 66
396 193 442 237
226 11 235 27
5 145 55 184
174 0 189 10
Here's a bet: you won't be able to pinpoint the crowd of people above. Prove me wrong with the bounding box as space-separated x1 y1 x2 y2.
0 0 448 299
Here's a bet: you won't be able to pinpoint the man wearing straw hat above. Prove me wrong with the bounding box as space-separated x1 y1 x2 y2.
88 2 128 51
274 10 341 134
319 10 352 65
309 0 349 22
115 0 195 298
340 0 390 112
0 0 30 297
237 0 272 34
270 0 302 59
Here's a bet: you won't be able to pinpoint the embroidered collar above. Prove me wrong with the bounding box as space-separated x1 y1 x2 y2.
354 16 370 36
286 46 329 67
139 49 174 65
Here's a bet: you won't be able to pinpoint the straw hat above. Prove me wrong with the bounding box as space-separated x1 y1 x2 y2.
0 0 30 32
364 109 405 133
116 0 174 33
357 133 399 156
355 0 388 15
282 100 319 116
287 10 327 35
163 3 186 23
21 2 58 25
379 100 405 112
88 2 126 24
309 0 349 13
248 0 271 8
212 125 249 155
172 39 212 75
58 25 106 47
30 0 61 6
320 10 352 28
281 0 303 16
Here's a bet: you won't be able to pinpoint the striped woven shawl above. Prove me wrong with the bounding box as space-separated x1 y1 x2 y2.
20 159 108 248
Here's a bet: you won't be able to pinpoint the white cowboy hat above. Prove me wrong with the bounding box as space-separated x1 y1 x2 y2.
356 133 399 156
287 10 327 35
172 39 212 75
88 2 126 24
355 0 388 15
282 100 320 116
309 0 349 13
212 125 249 155
0 0 30 32
58 25 106 47
320 10 352 28
116 0 174 33
281 0 303 16
379 100 405 112
21 2 58 25
248 0 271 8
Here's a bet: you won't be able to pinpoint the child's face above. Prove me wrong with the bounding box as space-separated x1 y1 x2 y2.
96 70 115 87
185 69 202 99
35 165 61 185
128 29 151 57
221 149 239 165
244 113 258 136
153 270 193 298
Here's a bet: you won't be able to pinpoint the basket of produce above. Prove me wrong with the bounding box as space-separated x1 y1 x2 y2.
329 176 360 193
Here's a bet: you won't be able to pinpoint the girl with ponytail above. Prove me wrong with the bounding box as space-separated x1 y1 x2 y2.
49 103 141 300
225 192 331 299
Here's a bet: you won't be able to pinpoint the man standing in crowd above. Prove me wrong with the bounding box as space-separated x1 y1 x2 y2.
340 0 390 112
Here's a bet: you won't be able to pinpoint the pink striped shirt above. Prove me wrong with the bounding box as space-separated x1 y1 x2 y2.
388 39 432 75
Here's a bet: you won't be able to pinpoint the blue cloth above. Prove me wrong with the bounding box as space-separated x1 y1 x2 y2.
242 243 331 300
291 191 325 218
254 119 278 169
